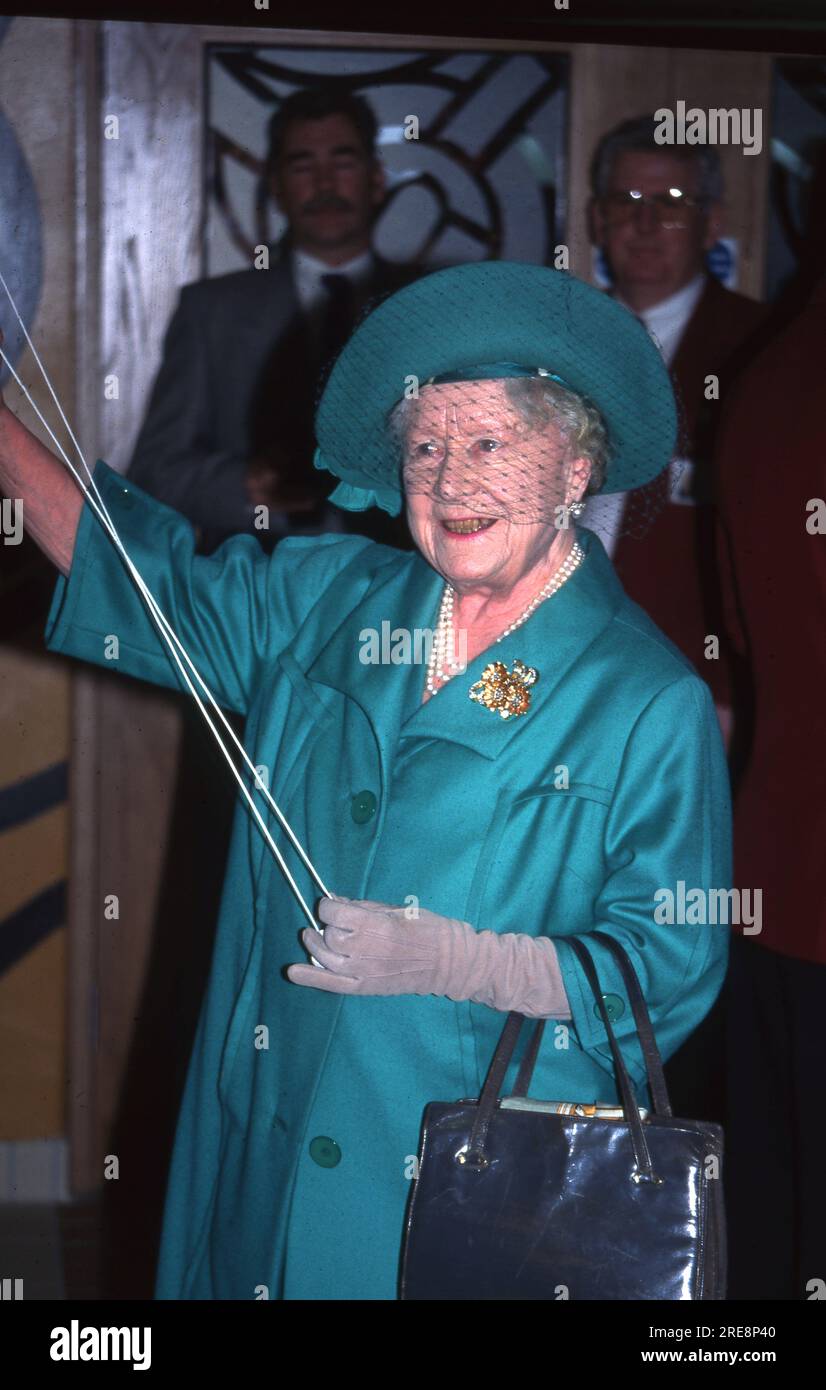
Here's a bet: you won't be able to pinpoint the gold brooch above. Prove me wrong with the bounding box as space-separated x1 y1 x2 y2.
469 659 539 719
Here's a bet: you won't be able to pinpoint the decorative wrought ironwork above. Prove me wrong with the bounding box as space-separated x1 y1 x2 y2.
206 46 568 273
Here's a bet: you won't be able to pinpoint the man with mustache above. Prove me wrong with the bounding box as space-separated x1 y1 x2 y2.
128 85 419 552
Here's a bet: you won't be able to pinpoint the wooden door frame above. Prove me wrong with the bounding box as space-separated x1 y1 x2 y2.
68 20 770 1193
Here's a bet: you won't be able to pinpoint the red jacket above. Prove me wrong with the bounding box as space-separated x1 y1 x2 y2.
612 276 765 705
716 277 826 964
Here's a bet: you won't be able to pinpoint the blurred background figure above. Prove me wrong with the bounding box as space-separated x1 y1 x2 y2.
715 152 826 1298
584 113 767 1130
585 113 765 739
127 83 418 553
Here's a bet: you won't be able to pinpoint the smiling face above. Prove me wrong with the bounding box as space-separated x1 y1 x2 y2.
402 379 592 596
269 113 385 263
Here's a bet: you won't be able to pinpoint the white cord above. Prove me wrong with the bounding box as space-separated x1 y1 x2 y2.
0 273 330 933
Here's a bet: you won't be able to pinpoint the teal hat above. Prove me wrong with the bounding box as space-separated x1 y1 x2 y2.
313 261 677 516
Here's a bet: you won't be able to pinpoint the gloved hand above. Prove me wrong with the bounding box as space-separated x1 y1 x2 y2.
286 895 571 1018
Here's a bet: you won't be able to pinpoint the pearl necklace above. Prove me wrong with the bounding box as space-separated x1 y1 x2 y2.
426 539 585 696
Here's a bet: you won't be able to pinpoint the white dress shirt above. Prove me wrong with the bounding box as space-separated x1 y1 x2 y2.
636 272 706 369
583 272 707 557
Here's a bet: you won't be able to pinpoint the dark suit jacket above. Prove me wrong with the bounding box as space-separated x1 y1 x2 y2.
127 247 419 548
612 275 766 706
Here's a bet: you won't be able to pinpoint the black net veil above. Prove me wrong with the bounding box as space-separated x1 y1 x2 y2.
313 270 687 542
393 369 688 538
390 368 605 529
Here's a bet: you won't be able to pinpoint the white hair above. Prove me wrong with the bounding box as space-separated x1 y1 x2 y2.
387 375 610 494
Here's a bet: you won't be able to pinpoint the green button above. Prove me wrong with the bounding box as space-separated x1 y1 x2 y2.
309 1136 341 1168
594 992 625 1022
350 790 377 824
120 488 135 510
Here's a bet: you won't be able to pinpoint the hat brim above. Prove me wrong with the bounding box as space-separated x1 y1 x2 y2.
314 261 677 515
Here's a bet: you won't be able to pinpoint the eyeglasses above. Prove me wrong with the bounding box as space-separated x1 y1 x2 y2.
599 190 707 230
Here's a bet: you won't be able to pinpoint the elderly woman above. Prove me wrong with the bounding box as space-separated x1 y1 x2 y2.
0 263 730 1300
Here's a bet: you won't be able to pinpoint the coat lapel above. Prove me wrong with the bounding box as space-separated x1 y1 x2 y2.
303 548 442 773
302 529 624 765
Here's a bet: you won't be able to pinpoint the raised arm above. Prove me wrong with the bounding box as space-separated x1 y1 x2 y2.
0 386 82 578
2 330 375 719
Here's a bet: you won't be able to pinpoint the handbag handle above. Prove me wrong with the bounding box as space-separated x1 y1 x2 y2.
460 936 667 1184
512 935 672 1117
592 931 672 1117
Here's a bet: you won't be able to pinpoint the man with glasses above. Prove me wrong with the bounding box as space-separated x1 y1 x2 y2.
585 114 764 727
585 113 765 1127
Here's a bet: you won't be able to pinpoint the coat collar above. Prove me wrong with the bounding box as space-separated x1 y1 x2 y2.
303 528 624 763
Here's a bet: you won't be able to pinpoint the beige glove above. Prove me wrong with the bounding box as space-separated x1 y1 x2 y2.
286 896 572 1018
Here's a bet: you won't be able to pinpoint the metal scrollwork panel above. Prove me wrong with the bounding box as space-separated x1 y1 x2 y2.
205 44 569 276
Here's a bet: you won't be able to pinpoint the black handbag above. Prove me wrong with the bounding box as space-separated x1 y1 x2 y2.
400 933 726 1300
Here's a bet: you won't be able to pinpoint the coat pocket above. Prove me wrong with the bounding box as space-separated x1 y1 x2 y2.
466 781 611 936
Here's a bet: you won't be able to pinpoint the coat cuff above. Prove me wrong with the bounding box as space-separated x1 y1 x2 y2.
552 934 648 1092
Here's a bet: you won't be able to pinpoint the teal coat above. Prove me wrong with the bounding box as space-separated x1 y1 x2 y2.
45 462 731 1300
